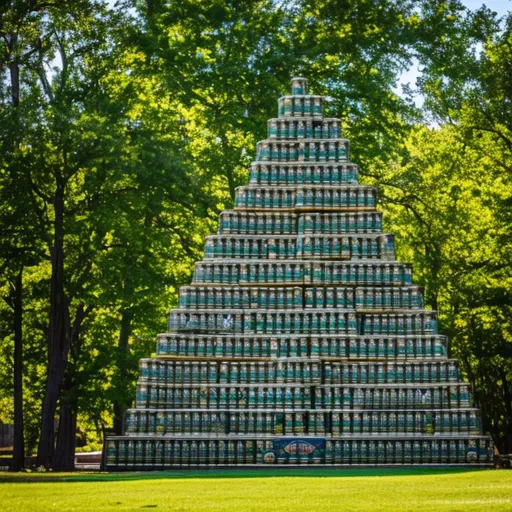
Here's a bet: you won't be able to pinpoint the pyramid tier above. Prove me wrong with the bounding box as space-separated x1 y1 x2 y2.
277 94 325 118
168 308 358 333
124 408 481 437
249 163 358 186
192 260 413 285
156 333 449 360
135 382 471 410
319 383 471 408
135 382 314 409
140 357 321 384
234 185 375 210
267 118 341 140
218 212 382 235
325 360 457 383
104 435 494 469
255 139 349 163
168 308 438 335
203 233 395 260
299 213 382 233
138 358 459 385
178 285 423 310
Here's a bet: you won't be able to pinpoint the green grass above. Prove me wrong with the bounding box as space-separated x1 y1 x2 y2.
0 468 511 511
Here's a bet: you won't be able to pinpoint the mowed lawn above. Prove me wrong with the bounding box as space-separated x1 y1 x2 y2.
0 468 511 511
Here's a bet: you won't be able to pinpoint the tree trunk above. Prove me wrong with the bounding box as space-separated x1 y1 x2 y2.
36 182 70 468
8 34 20 108
113 307 132 435
53 401 77 471
11 269 24 472
8 34 24 472
52 304 87 471
500 369 512 453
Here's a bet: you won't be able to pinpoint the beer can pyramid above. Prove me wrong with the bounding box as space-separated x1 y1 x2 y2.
104 77 493 469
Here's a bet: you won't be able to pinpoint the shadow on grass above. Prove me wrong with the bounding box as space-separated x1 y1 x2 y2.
0 466 494 484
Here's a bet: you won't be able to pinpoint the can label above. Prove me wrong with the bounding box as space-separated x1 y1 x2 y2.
272 438 325 464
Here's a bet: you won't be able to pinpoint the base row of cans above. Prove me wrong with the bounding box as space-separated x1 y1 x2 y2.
255 140 349 163
156 335 448 359
218 212 382 235
234 186 376 210
135 383 471 410
168 310 439 335
179 286 423 311
192 261 413 285
203 234 394 260
104 436 493 468
248 164 358 186
124 409 480 436
139 359 459 385
268 118 341 140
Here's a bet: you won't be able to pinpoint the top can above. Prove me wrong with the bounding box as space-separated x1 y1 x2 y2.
291 77 308 96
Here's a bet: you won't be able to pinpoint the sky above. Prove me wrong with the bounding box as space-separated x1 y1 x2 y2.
462 0 510 14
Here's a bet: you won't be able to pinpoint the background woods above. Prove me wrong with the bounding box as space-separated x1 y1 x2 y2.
0 0 510 470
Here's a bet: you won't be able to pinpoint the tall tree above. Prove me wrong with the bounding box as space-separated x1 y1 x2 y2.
0 0 53 471
0 0 211 470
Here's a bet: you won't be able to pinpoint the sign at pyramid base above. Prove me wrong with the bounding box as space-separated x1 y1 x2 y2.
103 78 494 470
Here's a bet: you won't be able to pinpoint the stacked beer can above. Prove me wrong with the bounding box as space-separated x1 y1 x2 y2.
104 77 493 469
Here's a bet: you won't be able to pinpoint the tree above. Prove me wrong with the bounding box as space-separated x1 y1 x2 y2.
0 0 56 471
1 0 213 470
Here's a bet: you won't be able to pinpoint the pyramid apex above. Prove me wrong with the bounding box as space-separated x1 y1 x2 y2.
291 77 308 95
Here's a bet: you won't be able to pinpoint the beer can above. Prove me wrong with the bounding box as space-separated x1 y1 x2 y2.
332 440 342 463
304 98 312 117
284 97 292 116
331 121 340 139
325 412 338 435
313 97 322 117
295 119 305 138
269 119 277 138
294 97 302 117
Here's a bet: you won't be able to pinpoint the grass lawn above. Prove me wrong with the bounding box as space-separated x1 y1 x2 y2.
0 467 511 511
